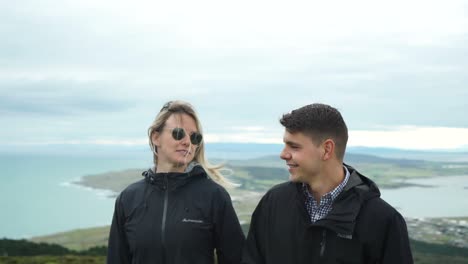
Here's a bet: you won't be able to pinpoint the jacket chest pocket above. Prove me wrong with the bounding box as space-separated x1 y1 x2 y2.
177 221 214 249
181 220 213 236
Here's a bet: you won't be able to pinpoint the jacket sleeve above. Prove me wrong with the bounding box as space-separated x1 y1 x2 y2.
241 194 268 264
381 212 414 264
214 188 246 264
107 194 132 264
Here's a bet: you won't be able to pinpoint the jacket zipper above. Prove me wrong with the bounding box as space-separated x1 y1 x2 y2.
320 229 327 257
161 174 169 264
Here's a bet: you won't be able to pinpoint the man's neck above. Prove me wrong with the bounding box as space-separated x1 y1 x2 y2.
307 163 345 202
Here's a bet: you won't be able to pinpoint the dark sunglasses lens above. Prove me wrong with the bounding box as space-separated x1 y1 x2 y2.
172 128 186 140
190 133 203 145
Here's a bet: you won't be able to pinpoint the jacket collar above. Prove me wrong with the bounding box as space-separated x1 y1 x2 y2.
142 162 207 191
303 164 381 239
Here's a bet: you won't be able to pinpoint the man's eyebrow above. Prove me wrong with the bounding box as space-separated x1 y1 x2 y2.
284 140 300 146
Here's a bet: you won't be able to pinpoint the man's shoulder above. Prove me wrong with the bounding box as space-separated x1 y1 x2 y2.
254 181 300 214
263 181 299 199
361 195 401 220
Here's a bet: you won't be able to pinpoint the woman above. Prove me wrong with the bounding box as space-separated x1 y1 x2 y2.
107 100 245 264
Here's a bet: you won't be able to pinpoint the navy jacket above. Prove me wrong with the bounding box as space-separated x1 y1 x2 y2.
242 165 413 264
107 165 245 264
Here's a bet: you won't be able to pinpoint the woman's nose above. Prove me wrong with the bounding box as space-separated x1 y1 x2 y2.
181 138 190 145
181 134 191 146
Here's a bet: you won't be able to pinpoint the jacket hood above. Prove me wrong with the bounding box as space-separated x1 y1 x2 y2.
343 163 381 200
313 164 381 238
141 162 207 191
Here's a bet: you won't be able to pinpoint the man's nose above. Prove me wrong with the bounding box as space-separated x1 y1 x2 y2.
280 148 290 160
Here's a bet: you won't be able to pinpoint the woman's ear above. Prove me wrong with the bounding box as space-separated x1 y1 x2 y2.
152 131 161 147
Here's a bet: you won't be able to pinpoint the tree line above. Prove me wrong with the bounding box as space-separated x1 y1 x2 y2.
0 239 106 257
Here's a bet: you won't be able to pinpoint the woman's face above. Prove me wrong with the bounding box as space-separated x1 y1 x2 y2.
152 113 200 173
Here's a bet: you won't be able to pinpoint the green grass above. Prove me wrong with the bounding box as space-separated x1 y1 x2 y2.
412 253 468 264
0 256 105 264
1 242 467 264
30 227 110 252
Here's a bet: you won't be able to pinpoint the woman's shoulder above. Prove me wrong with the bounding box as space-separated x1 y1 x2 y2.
190 176 232 199
119 178 147 198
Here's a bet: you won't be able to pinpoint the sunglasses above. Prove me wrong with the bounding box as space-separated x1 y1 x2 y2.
167 127 203 145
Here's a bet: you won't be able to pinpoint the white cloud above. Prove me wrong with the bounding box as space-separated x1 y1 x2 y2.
205 133 282 144
349 126 468 150
1 0 467 149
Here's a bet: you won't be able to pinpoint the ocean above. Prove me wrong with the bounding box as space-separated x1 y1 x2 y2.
380 175 468 218
0 153 151 238
1 145 467 239
0 144 280 239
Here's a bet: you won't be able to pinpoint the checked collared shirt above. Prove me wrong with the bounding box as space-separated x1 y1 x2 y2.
302 166 350 223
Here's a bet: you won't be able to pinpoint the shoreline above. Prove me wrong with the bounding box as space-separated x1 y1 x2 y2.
64 177 118 199
381 174 468 190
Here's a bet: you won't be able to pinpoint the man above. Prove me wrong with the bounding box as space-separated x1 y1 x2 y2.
242 103 413 264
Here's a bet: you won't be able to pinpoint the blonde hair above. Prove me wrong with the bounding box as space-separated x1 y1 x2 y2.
148 100 234 187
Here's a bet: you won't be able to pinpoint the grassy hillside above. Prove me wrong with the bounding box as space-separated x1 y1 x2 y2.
4 236 467 264
30 226 110 252
31 226 109 251
1 254 467 264
0 256 106 264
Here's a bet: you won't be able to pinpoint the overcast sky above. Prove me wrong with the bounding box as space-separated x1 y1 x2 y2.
1 0 468 150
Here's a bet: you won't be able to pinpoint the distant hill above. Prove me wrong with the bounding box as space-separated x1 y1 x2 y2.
75 152 468 195
206 143 468 162
347 146 468 162
3 142 468 162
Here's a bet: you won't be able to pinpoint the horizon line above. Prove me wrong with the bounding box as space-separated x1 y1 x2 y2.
2 126 468 151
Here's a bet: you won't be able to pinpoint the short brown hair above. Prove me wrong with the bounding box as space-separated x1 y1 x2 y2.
280 103 348 160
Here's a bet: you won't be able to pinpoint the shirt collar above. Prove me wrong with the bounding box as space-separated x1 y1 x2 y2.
302 165 350 202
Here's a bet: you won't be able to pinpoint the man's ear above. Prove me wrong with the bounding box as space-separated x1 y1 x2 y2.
322 139 335 160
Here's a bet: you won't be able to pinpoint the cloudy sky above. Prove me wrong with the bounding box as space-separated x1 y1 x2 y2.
1 0 468 150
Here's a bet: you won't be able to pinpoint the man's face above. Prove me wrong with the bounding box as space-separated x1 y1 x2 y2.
280 130 324 183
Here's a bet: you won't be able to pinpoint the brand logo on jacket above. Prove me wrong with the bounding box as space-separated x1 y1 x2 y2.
182 218 204 224
337 233 353 239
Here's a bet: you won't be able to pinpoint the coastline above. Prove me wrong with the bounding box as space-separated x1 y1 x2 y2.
17 155 468 245
64 177 118 199
24 168 468 250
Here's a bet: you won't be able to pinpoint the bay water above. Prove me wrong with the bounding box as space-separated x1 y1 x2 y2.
381 175 468 218
1 150 467 239
0 153 151 238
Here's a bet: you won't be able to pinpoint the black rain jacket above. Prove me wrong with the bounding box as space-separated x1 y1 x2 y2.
107 164 245 264
242 164 413 264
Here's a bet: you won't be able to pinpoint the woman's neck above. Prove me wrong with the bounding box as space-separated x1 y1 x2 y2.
155 162 187 173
